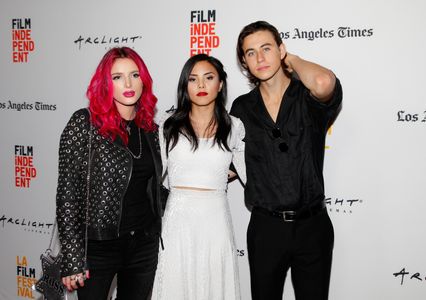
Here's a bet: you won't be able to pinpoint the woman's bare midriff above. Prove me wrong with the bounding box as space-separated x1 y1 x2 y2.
172 186 216 191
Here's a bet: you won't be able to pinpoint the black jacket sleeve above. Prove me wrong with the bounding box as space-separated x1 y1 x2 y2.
56 109 90 277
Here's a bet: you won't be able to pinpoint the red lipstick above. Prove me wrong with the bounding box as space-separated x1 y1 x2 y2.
123 91 135 98
197 92 208 96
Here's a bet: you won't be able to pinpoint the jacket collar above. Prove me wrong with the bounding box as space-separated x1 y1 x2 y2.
143 129 163 176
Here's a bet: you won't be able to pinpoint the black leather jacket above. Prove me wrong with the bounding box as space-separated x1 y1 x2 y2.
56 108 167 276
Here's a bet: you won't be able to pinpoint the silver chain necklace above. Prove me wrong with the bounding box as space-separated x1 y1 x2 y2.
125 121 142 159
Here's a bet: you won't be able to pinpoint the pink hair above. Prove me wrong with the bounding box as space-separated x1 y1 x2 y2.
86 47 157 145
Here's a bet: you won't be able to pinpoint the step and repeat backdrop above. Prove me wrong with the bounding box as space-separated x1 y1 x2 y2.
1 0 425 299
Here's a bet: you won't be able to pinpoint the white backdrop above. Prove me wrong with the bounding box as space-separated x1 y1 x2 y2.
1 0 426 299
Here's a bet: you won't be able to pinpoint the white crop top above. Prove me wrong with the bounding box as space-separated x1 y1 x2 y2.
159 114 246 191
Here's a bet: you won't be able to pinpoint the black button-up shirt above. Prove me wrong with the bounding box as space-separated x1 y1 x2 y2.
230 77 342 211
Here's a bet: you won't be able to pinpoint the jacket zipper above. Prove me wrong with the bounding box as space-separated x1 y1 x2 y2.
116 149 133 237
144 131 162 216
144 130 165 250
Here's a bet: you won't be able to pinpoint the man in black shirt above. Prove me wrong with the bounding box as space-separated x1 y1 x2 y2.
231 21 343 300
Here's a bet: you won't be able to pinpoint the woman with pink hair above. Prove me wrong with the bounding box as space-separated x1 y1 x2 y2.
56 47 167 299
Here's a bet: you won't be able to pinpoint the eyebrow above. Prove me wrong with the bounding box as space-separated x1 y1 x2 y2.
244 42 274 54
111 70 139 75
189 71 215 76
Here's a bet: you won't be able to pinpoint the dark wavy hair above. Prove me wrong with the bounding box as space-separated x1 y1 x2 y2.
163 54 231 154
87 47 157 145
236 20 288 86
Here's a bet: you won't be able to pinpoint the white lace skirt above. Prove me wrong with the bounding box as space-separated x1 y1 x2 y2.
152 188 241 300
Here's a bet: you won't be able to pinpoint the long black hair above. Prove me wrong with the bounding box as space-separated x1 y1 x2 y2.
163 54 232 154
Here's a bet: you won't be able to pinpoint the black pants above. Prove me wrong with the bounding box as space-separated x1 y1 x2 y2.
247 208 334 300
77 230 159 300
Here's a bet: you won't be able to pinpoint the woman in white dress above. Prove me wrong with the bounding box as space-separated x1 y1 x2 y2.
151 54 246 300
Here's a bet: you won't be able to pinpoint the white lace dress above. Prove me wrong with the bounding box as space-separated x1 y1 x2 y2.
151 115 246 300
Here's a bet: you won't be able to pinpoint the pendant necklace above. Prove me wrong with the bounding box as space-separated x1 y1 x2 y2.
125 120 142 159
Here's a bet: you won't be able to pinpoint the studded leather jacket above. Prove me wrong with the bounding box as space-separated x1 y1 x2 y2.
56 108 167 277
